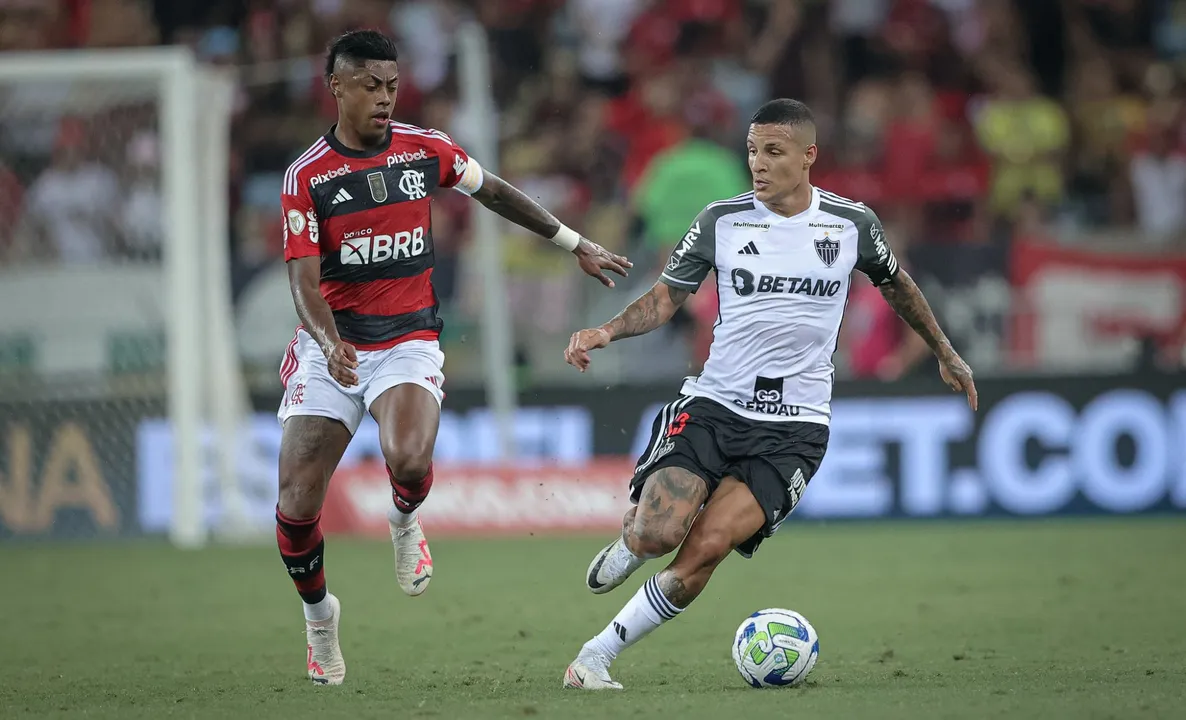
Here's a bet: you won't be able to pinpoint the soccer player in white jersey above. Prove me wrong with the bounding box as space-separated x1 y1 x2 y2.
560 99 978 690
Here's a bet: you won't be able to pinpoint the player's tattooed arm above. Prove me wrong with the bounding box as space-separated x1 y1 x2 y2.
564 281 688 371
879 270 977 409
288 256 359 387
471 171 631 287
878 270 950 355
602 282 689 341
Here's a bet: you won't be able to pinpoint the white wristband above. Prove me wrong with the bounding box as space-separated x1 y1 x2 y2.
550 224 581 252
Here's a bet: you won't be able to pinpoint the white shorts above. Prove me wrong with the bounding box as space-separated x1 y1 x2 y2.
276 328 445 435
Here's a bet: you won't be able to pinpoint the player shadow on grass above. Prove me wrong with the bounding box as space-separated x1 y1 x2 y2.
716 678 824 692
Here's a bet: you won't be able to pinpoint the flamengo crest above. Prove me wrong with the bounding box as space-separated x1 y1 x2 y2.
399 169 427 200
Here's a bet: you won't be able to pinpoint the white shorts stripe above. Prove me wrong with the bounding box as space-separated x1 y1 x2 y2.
279 331 300 388
636 399 678 475
277 331 446 435
635 396 692 475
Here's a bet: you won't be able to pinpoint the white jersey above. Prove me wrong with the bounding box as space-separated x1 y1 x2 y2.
660 186 899 425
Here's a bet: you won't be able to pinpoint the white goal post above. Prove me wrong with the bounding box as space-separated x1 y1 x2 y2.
0 47 247 548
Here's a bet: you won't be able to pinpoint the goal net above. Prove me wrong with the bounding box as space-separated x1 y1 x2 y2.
0 48 252 548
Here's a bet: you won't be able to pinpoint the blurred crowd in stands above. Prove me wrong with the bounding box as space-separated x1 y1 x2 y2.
1 0 1184 383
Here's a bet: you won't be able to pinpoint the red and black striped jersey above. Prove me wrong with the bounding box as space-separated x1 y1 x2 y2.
281 121 474 350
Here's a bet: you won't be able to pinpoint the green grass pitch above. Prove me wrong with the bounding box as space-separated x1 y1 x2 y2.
6 519 1186 719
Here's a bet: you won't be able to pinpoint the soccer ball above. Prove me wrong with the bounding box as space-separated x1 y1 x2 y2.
732 608 819 688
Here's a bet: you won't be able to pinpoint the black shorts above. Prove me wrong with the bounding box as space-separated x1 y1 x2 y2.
629 395 829 558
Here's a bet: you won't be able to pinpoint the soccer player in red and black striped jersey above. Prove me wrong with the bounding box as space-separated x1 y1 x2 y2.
274 30 631 685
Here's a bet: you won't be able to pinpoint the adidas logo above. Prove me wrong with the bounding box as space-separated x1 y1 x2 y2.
331 188 353 205
738 241 760 256
613 622 627 642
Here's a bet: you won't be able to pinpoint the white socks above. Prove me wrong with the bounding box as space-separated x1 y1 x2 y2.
589 575 684 660
387 504 417 528
303 595 333 622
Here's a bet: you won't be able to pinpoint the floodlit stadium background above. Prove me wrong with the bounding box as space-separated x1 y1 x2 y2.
2 0 1181 537
0 3 1184 717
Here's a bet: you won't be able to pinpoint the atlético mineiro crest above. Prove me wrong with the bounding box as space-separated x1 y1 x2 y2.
814 233 839 267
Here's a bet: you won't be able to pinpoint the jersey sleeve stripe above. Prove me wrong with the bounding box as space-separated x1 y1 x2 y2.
286 144 330 196
707 191 755 209
818 193 864 212
818 188 860 205
389 119 448 138
283 138 328 195
284 141 330 196
817 189 865 212
389 122 451 143
707 201 757 216
286 138 327 173
661 273 701 286
390 120 449 137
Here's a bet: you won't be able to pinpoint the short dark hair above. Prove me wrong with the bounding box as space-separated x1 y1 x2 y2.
750 99 815 129
325 30 399 79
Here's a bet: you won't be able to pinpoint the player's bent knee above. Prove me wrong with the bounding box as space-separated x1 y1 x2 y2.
277 473 325 518
384 451 432 487
378 426 433 484
629 523 686 559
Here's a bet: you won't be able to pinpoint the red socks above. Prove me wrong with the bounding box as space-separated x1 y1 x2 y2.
389 463 433 514
275 507 326 604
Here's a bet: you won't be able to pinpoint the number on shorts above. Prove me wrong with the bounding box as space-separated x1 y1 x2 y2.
667 412 690 437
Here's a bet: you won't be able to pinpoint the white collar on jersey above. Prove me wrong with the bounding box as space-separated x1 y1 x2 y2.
752 185 821 222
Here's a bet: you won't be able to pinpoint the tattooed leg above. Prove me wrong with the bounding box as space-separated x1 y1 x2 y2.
565 477 763 686
278 416 352 519
656 477 765 608
624 467 710 559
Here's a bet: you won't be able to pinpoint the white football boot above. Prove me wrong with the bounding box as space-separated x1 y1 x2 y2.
390 515 433 596
586 535 644 594
305 593 345 685
563 644 624 690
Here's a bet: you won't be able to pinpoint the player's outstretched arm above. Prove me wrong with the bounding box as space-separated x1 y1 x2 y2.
287 257 358 387
878 269 977 410
470 172 632 287
564 280 688 372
